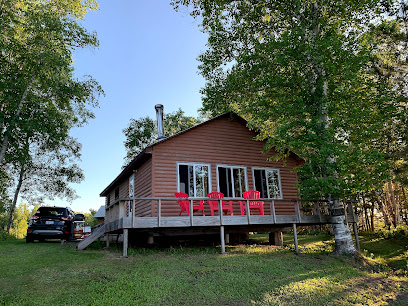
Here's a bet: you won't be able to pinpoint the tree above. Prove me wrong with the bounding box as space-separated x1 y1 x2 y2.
0 0 102 166
84 208 97 227
9 203 32 239
172 0 408 254
6 135 84 233
123 108 203 166
0 0 103 233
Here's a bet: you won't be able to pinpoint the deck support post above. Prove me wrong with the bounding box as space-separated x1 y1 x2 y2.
225 233 230 244
220 226 225 254
122 229 128 258
293 223 299 254
105 233 110 248
269 231 283 246
353 223 360 252
147 235 154 245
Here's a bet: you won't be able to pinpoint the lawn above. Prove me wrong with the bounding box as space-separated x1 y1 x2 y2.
1 233 408 305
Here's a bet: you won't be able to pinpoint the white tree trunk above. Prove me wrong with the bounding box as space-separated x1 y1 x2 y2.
311 3 356 254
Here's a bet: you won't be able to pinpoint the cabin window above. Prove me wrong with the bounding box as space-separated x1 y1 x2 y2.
178 163 210 197
107 196 110 206
253 168 282 199
115 186 119 200
217 165 248 197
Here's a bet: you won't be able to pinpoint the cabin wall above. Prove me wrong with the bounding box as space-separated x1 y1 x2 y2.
151 116 300 216
104 157 153 223
133 157 153 217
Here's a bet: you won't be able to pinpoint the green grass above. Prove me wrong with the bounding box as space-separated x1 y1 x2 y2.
0 234 408 305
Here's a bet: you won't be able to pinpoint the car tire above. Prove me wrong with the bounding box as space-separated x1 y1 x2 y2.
26 235 34 243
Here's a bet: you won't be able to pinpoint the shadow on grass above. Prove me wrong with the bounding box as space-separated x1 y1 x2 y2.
1 235 408 305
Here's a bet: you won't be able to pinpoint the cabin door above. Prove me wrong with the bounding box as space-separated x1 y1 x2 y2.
128 174 134 217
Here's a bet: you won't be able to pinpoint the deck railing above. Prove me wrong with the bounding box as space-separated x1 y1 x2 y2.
104 197 357 230
102 197 358 256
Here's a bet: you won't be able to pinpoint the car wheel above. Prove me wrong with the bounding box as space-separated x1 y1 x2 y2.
26 235 34 243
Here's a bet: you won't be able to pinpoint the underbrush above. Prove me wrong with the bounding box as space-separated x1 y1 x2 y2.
0 230 16 241
374 225 408 240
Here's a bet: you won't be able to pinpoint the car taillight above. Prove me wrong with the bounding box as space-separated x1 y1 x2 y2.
31 215 39 220
61 216 73 221
64 231 70 234
27 230 32 233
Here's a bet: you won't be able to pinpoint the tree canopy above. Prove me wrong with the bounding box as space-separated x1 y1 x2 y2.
173 0 408 253
172 0 408 200
123 108 203 166
0 0 103 232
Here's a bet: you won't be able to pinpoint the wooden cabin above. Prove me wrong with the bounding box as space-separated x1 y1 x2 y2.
100 112 303 218
84 110 357 255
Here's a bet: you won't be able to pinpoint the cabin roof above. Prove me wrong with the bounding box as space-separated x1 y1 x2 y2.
94 206 105 218
99 112 303 197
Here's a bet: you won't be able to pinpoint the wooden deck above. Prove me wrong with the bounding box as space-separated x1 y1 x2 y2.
104 197 357 233
86 197 360 256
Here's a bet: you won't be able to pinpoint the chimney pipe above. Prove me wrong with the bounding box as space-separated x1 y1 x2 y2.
155 104 165 140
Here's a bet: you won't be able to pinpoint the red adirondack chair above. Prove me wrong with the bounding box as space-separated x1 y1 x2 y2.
207 192 233 216
239 190 264 215
175 192 205 216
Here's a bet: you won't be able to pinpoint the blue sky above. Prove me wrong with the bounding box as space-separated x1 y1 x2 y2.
63 1 207 212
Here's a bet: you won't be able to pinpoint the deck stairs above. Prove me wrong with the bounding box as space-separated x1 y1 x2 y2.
77 224 105 250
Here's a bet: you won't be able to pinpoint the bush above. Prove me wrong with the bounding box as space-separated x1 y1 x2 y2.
375 226 408 239
0 230 17 241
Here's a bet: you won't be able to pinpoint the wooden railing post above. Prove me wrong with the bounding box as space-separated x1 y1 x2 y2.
118 200 123 219
132 199 135 228
271 200 276 223
189 199 193 226
295 200 301 223
218 199 223 225
245 199 251 224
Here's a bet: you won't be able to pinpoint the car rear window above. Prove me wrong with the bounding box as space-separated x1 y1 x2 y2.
35 207 67 217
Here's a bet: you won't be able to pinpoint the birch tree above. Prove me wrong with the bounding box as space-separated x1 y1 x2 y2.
0 0 102 166
172 0 408 254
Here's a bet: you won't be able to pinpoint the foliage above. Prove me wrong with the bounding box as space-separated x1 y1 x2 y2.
0 231 16 241
171 0 408 203
9 203 31 239
374 225 408 239
0 0 103 230
83 208 97 227
123 108 203 166
0 236 408 304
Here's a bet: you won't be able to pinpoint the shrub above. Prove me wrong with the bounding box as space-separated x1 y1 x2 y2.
375 225 408 239
0 230 17 241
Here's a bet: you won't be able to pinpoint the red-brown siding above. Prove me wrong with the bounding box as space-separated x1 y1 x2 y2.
151 116 300 216
134 157 153 217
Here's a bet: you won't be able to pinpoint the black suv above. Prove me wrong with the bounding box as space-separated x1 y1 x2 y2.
26 206 84 242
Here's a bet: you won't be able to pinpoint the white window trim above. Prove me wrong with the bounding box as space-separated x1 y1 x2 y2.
252 167 283 199
128 174 135 214
177 162 212 197
216 164 248 197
